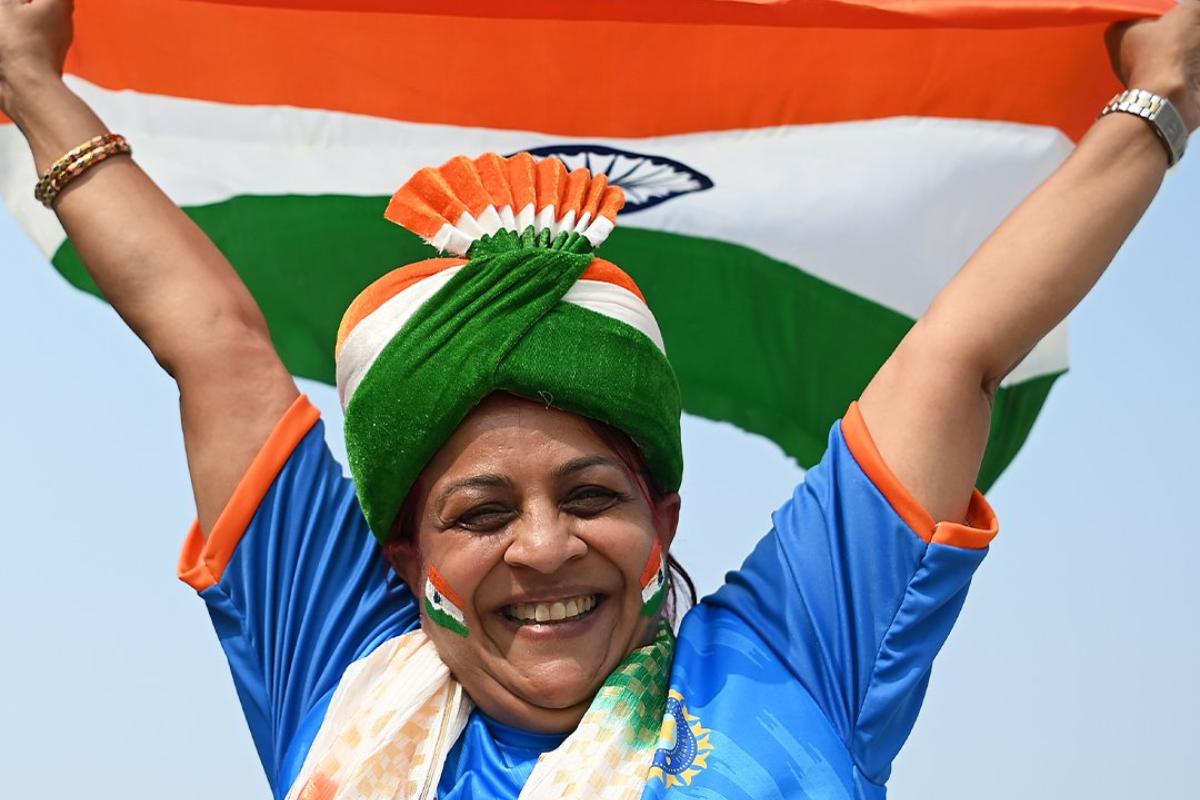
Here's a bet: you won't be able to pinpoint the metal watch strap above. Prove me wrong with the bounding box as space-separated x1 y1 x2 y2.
1100 88 1189 167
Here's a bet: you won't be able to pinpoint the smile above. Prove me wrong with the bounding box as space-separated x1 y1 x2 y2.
504 594 599 624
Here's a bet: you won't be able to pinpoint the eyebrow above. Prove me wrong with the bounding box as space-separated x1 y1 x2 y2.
554 455 627 480
434 473 512 516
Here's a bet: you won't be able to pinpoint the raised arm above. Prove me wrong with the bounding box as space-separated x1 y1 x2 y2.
0 0 297 534
860 3 1200 523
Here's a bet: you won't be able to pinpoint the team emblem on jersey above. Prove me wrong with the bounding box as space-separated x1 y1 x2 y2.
649 690 714 787
424 565 468 638
640 539 668 617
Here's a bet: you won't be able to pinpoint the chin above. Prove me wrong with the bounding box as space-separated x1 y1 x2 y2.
465 669 601 735
508 657 611 710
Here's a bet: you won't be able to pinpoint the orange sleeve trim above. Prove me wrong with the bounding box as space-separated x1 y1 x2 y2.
177 394 322 591
932 489 998 550
841 402 998 550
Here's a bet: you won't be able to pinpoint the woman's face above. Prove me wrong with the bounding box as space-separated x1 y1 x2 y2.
388 393 680 733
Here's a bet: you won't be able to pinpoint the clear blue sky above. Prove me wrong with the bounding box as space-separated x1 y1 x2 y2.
0 152 1196 798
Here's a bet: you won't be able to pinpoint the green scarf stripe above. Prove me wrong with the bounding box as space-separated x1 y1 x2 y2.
50 194 1060 491
591 622 675 748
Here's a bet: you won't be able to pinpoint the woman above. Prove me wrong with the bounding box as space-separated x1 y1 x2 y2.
2 0 1197 797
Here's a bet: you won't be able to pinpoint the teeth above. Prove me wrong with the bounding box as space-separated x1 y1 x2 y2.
506 595 598 623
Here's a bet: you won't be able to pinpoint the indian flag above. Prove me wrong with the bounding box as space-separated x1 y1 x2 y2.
424 565 469 638
641 540 668 619
0 0 1171 488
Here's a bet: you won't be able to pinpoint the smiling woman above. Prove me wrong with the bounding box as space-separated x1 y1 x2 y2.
4 0 1200 798
383 394 682 733
161 152 1008 800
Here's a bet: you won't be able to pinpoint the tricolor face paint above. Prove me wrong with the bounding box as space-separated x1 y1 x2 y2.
424 565 469 638
640 539 667 618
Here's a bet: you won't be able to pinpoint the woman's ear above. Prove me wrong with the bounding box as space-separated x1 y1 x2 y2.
384 477 427 590
382 537 422 593
653 492 682 549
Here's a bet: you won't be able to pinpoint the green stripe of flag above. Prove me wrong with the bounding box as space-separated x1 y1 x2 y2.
50 193 1058 490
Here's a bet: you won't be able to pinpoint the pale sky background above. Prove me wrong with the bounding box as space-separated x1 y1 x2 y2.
0 147 1197 797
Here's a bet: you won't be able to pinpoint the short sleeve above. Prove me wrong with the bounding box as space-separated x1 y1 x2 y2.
706 402 998 786
176 395 417 794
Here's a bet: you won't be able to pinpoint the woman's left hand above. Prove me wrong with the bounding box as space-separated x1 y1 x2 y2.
1108 0 1200 131
860 1 1197 525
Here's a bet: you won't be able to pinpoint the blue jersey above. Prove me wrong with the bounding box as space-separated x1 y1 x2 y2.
179 395 996 799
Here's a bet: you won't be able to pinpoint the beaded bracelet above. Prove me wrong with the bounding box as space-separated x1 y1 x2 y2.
35 133 132 208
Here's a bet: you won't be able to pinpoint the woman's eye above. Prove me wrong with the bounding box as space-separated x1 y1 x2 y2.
564 487 623 515
454 506 514 532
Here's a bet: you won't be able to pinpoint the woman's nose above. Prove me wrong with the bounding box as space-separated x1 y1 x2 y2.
503 505 587 573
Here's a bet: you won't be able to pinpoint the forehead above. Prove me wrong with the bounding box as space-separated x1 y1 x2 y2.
424 393 617 481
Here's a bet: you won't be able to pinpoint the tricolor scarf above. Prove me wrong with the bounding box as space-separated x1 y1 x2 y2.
286 623 675 800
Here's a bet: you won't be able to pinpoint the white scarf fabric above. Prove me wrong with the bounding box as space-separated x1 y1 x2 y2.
287 625 674 800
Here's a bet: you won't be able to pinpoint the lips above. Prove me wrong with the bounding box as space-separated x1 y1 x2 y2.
504 594 599 624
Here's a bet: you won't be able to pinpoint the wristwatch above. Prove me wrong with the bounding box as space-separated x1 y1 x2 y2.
1099 88 1189 167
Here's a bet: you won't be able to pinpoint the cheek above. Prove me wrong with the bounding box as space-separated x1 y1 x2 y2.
587 507 668 619
582 516 660 592
417 532 504 630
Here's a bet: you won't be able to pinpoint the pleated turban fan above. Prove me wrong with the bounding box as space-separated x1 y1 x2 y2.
335 153 684 541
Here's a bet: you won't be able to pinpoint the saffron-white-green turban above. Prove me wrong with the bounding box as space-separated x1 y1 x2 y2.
335 153 683 541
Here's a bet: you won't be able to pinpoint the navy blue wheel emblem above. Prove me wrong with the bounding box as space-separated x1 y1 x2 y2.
515 144 713 213
649 690 713 787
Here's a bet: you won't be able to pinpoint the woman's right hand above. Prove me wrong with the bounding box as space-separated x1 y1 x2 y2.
1107 0 1200 132
0 0 297 539
0 0 73 117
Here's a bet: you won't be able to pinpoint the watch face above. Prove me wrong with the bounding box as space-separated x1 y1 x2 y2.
1156 102 1189 166
1105 90 1187 167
